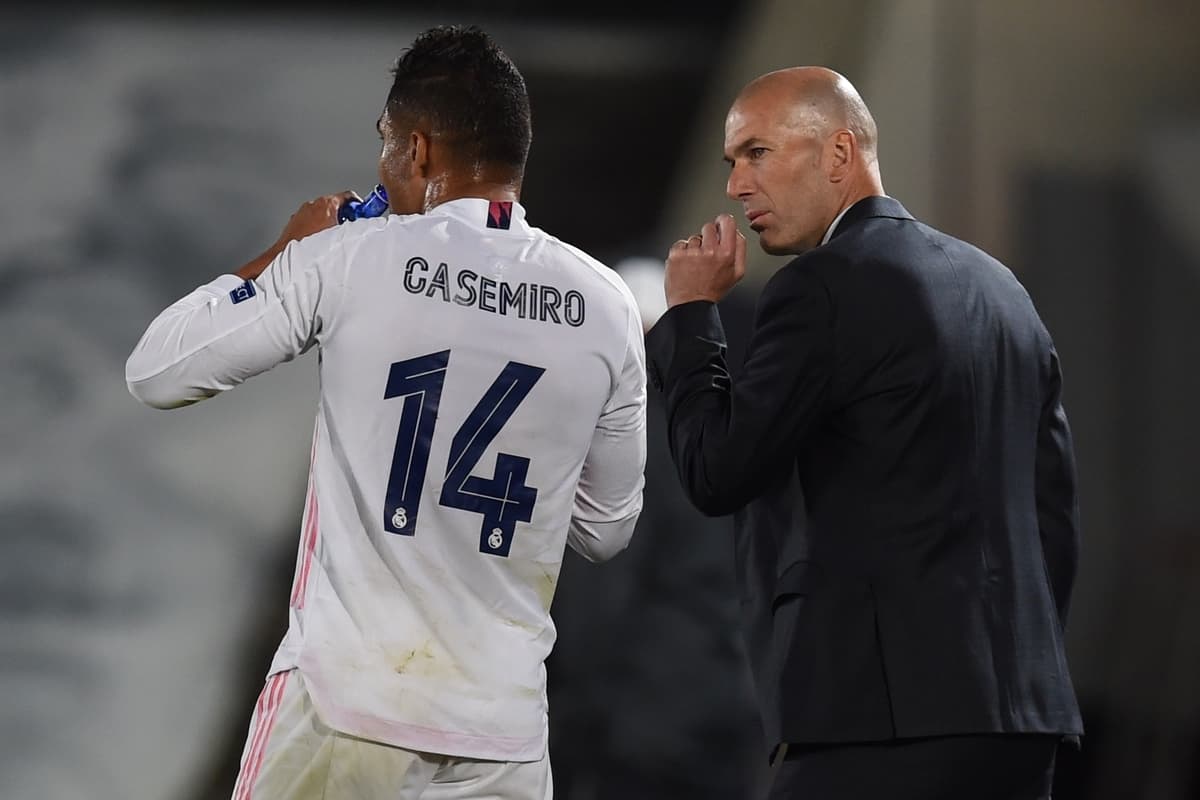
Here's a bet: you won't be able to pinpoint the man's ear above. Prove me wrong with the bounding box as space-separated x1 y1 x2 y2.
828 130 855 183
409 130 431 178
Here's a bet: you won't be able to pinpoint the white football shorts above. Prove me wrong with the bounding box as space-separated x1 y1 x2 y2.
231 670 553 800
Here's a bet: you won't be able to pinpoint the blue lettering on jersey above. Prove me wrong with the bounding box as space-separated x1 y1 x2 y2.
403 255 586 327
381 351 544 557
230 280 257 304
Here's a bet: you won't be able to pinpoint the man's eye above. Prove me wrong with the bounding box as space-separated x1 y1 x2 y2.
749 147 768 159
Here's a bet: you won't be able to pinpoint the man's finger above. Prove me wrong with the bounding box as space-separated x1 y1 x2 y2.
716 214 738 256
330 192 356 211
733 227 747 280
699 221 718 252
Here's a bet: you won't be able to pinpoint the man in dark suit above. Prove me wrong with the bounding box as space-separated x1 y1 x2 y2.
646 66 1083 800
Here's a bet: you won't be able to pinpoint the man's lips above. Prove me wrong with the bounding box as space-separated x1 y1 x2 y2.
746 210 769 230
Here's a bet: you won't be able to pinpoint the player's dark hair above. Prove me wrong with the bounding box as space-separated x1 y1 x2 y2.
387 26 531 173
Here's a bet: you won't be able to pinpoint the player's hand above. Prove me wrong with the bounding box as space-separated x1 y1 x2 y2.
275 191 360 247
234 191 360 281
664 214 746 308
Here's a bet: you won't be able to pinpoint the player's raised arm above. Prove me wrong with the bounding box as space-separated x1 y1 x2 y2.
567 302 647 562
125 193 354 409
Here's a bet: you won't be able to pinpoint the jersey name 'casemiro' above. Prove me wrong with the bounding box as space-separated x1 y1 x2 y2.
402 255 586 326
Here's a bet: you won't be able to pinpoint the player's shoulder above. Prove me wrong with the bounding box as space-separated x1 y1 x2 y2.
340 211 426 243
329 209 448 243
531 228 640 318
310 212 449 270
290 214 396 260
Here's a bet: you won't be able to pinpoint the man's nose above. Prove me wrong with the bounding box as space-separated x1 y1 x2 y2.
726 165 752 201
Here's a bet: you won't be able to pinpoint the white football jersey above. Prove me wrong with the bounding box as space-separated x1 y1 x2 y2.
126 198 647 762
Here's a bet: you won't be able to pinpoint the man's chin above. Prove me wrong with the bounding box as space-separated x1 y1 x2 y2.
756 231 810 257
757 235 794 257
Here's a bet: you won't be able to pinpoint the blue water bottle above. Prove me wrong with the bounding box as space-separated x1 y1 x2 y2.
338 184 389 224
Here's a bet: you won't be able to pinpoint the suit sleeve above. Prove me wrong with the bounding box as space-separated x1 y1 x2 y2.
645 262 834 516
1036 345 1081 628
125 229 346 409
566 301 647 562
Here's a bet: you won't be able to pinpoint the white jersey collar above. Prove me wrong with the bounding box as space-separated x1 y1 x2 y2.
426 197 531 234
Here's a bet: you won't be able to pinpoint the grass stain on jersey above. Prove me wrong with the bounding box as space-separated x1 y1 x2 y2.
393 641 438 675
535 565 558 610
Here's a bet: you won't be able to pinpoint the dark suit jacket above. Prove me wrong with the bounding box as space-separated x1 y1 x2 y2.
646 196 1083 750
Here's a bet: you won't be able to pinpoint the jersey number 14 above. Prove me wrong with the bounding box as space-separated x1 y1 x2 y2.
381 350 544 558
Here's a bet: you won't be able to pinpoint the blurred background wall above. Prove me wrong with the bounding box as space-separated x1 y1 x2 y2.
1 2 1197 798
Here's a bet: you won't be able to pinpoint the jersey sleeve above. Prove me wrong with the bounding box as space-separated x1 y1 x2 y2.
125 229 346 409
566 300 647 562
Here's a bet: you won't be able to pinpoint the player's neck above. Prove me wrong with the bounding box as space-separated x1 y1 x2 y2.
422 173 521 213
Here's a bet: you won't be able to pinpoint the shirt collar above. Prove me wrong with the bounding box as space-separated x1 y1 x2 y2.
425 197 531 234
821 195 909 245
820 204 854 246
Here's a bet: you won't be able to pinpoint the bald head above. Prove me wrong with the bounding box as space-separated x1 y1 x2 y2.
724 66 884 255
737 67 878 163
